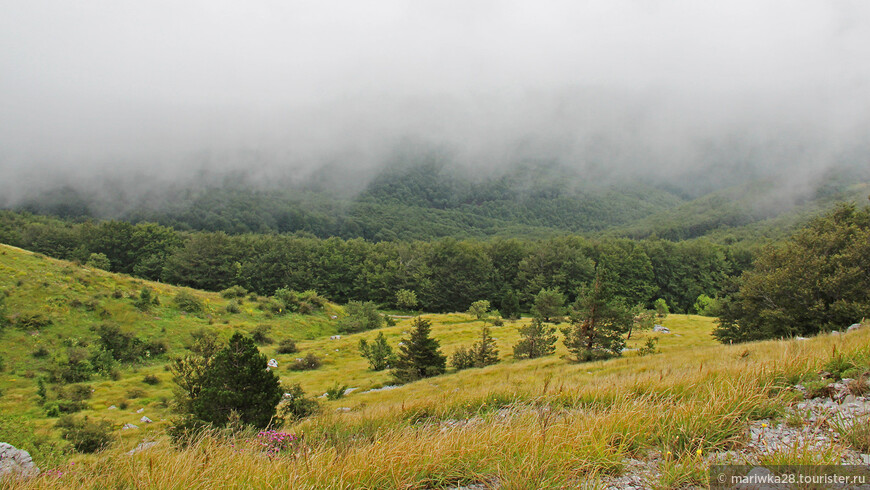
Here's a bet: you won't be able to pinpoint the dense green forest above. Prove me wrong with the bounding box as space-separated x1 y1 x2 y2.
0 210 746 314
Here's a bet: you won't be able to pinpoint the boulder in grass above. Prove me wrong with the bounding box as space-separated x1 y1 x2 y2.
0 443 40 478
848 323 862 332
267 358 278 368
653 325 670 333
122 423 139 430
140 416 152 424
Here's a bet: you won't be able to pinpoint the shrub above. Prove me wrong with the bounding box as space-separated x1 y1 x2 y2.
300 290 326 308
133 287 155 311
56 415 114 453
359 332 395 371
513 318 558 360
654 298 669 318
325 383 349 401
225 300 241 314
44 399 88 417
273 288 299 313
31 346 50 358
86 253 111 271
220 285 248 299
174 291 204 314
278 384 319 422
13 312 52 330
451 325 499 370
638 337 659 356
338 301 384 333
143 374 161 385
93 323 144 363
290 354 322 371
126 388 146 399
144 339 168 357
276 338 298 354
252 324 274 345
451 346 475 370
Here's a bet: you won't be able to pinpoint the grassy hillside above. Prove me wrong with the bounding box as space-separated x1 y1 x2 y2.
2 243 869 488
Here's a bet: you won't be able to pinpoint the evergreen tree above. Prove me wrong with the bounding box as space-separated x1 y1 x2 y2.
513 318 558 359
451 325 499 370
190 333 283 428
392 317 446 382
531 288 565 322
473 325 499 366
359 332 395 371
562 276 633 362
499 289 521 320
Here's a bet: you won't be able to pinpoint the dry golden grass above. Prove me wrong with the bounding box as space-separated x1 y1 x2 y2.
7 322 868 489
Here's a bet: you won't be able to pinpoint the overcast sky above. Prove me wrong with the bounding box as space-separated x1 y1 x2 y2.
1 1 869 198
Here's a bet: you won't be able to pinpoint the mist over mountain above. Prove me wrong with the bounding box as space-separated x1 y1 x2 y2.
2 1 869 235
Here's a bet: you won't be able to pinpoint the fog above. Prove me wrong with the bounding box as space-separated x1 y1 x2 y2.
1 1 869 205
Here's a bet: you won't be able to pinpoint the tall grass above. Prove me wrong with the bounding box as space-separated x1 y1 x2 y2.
7 327 867 489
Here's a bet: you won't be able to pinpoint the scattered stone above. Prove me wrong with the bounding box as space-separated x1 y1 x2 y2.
0 443 40 478
122 423 139 430
653 325 670 333
330 335 341 340
267 358 278 368
847 323 862 332
343 387 357 395
108 405 117 410
795 336 808 340
361 385 399 394
336 407 352 412
126 441 158 456
140 416 152 423
330 315 338 320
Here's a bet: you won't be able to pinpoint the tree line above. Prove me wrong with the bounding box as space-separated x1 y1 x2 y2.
0 210 747 314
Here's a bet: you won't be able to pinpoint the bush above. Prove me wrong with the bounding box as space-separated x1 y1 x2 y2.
13 312 53 330
451 346 475 370
93 323 144 363
290 353 322 371
225 300 241 314
276 338 298 354
133 287 155 311
86 253 111 270
30 345 49 359
338 301 384 333
300 290 326 308
56 415 114 453
174 291 204 314
126 387 146 399
220 285 248 299
325 382 349 400
513 318 558 360
143 374 161 385
359 332 395 371
278 384 319 422
252 325 274 345
638 337 659 356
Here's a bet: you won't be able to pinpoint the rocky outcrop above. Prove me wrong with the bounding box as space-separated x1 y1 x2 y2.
0 442 40 478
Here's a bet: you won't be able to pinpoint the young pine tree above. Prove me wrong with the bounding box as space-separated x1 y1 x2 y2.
359 332 395 371
562 276 633 363
190 333 283 428
392 317 446 382
451 325 499 370
513 317 558 359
